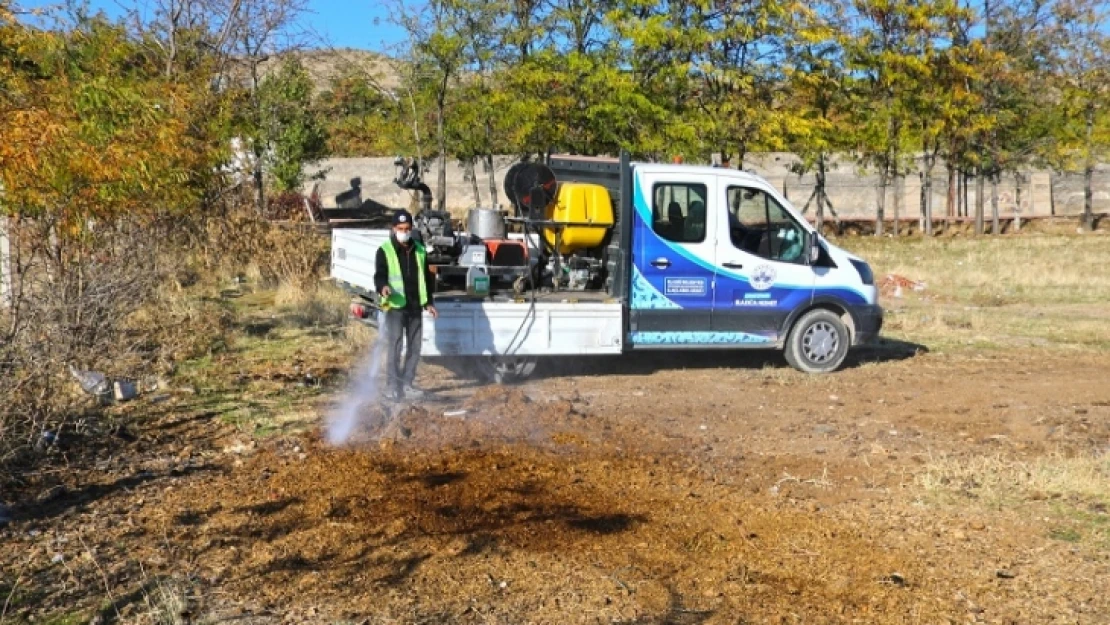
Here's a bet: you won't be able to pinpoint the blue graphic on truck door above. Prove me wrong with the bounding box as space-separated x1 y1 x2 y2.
629 172 773 346
710 184 869 339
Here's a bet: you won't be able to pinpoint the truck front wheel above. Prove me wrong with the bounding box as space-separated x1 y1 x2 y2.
784 309 850 374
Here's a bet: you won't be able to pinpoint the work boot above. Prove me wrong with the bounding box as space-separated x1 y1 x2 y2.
400 384 427 400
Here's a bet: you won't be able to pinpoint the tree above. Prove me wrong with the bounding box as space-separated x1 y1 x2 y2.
616 0 800 166
255 56 327 192
316 68 417 157
219 0 310 212
395 0 469 212
783 3 851 233
1046 0 1110 231
843 0 952 236
912 3 984 235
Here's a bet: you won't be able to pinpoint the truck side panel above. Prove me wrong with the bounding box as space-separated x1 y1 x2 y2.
331 229 390 297
423 301 623 357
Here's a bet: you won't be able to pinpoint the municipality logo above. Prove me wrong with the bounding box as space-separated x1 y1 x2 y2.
751 264 777 291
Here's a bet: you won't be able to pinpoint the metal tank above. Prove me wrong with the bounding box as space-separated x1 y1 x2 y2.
467 208 506 240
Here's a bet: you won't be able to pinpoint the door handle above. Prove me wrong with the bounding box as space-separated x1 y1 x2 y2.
650 257 672 269
722 262 744 269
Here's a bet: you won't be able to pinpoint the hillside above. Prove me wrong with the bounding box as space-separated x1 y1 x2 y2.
255 47 403 94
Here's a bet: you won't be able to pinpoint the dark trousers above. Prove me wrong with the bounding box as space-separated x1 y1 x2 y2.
383 309 422 391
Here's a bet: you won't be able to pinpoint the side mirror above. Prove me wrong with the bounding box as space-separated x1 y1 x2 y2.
808 232 821 265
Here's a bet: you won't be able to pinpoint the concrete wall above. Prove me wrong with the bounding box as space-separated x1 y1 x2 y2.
305 156 519 217
304 155 1110 220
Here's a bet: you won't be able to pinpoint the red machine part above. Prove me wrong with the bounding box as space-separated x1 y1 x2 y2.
483 239 529 266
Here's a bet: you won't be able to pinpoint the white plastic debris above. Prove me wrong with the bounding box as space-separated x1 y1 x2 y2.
113 380 138 401
68 365 109 397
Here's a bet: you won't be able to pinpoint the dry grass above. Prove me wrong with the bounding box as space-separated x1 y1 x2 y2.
916 451 1110 546
836 234 1110 351
137 577 189 625
837 234 1110 305
274 280 350 329
917 451 1110 505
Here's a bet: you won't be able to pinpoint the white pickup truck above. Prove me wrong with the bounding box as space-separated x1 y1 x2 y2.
331 153 882 382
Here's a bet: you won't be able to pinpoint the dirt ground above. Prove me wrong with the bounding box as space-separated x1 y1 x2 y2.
3 339 1109 624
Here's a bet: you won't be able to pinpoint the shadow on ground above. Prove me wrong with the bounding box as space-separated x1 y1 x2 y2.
519 337 928 381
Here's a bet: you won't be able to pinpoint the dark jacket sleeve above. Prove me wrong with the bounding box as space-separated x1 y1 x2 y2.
373 246 388 295
424 262 435 307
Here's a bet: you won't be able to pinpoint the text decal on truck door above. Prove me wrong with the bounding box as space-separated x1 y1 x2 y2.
664 277 708 296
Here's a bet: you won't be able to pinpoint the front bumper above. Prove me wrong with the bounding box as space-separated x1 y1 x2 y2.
849 304 884 345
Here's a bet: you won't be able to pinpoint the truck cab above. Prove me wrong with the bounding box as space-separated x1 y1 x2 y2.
625 164 882 372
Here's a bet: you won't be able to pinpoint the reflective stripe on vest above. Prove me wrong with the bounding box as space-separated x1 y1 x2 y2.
381 240 428 309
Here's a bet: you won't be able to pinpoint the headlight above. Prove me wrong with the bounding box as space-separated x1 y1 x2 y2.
850 259 874 286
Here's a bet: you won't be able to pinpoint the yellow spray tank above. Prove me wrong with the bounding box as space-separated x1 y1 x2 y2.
544 182 615 254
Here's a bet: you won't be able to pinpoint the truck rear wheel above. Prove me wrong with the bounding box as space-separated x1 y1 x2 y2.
784 309 849 374
475 355 538 384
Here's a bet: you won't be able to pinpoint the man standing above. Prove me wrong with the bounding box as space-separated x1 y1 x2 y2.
374 209 438 401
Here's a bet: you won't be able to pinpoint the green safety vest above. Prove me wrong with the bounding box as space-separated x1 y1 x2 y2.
381 239 429 310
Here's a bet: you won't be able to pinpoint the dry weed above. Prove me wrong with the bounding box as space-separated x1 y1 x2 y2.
838 235 1110 305
276 281 350 329
916 450 1110 506
139 577 189 625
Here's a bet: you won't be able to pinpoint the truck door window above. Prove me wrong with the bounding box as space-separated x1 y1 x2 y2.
727 187 806 264
652 183 707 244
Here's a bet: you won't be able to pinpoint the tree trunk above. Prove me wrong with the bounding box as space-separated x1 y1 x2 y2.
990 176 1000 235
253 159 266 215
946 163 956 218
486 155 497 209
1084 104 1095 231
1015 174 1023 232
816 154 827 234
468 159 481 206
958 169 965 217
0 215 11 311
483 114 498 209
876 170 887 237
923 169 934 236
975 169 985 235
436 79 448 212
892 173 902 237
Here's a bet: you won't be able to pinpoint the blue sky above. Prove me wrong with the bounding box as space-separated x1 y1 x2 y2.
15 0 409 52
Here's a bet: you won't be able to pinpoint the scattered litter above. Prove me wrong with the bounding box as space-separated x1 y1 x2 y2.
881 572 907 587
223 440 256 455
68 365 109 397
113 380 138 401
68 366 142 403
443 409 469 418
51 553 64 564
878 274 927 298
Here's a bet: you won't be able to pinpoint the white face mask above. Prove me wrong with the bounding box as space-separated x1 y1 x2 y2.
395 230 411 244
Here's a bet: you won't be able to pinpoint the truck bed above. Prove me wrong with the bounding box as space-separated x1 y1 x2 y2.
424 299 623 357
331 228 624 357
